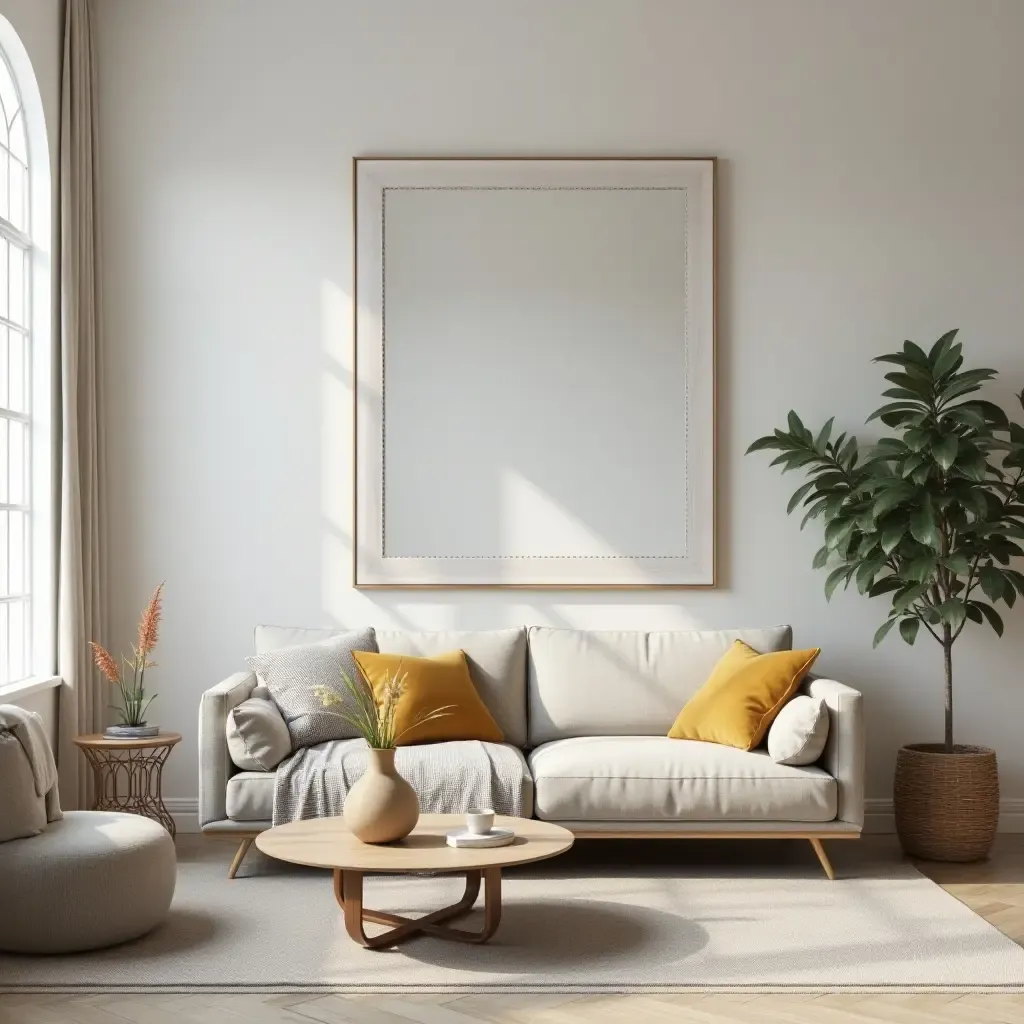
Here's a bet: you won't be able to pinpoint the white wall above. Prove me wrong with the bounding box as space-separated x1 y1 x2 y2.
0 0 59 147
94 0 1024 821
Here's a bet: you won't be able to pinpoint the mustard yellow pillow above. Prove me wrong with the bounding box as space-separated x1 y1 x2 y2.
667 641 820 751
351 649 504 746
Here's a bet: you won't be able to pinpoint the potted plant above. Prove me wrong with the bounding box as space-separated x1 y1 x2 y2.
90 583 166 738
316 669 452 844
748 331 1024 861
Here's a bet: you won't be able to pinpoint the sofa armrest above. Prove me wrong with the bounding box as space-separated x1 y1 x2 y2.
198 671 257 828
801 676 864 829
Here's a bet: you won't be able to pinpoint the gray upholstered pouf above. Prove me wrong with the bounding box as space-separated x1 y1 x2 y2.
0 810 176 953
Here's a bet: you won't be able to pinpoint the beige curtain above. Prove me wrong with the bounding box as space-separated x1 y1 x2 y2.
57 0 106 809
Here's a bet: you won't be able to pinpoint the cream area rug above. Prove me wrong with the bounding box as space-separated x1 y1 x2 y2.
2 840 1023 994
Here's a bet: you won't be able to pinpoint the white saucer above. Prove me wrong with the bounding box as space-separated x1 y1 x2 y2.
445 827 515 849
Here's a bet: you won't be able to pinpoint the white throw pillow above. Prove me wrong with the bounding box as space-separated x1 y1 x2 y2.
766 695 829 766
226 698 292 771
245 628 377 748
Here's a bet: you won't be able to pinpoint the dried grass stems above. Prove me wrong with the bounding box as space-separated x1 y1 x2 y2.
90 582 165 728
315 665 453 750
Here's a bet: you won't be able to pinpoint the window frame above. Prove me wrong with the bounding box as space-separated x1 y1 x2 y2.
0 15 53 692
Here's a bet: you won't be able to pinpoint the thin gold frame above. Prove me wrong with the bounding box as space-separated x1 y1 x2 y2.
352 155 718 590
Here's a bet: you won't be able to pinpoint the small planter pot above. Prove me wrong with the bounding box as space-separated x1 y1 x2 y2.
894 743 999 862
343 747 420 844
104 723 160 739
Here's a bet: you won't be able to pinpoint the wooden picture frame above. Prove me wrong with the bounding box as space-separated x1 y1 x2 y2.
353 157 716 588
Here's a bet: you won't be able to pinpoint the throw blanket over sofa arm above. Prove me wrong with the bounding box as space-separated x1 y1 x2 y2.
198 671 257 828
801 676 864 829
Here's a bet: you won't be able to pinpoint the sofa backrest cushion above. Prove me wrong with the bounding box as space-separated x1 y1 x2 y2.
527 625 794 745
253 626 529 748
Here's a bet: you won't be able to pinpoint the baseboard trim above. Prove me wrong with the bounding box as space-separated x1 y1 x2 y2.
165 798 200 835
865 798 1024 834
163 797 1024 838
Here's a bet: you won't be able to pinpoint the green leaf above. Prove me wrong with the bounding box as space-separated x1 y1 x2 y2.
824 517 856 550
942 551 971 576
1006 569 1024 597
937 599 966 629
856 555 887 594
874 353 919 368
959 400 1010 429
893 581 931 613
868 575 904 597
901 453 928 479
933 341 963 379
903 340 930 363
780 450 820 473
873 483 914 517
866 402 922 424
904 427 931 452
746 435 785 454
824 564 854 601
881 521 907 556
899 617 921 645
837 437 858 466
902 554 938 583
972 601 1004 637
932 433 959 472
909 501 940 548
884 372 932 398
873 618 898 647
813 417 835 454
942 404 987 431
938 379 983 404
801 498 829 529
787 480 817 515
787 410 811 443
979 565 1007 603
928 330 958 364
812 545 830 570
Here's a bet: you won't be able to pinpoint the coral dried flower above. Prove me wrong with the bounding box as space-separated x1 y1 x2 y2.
89 641 121 683
138 582 165 656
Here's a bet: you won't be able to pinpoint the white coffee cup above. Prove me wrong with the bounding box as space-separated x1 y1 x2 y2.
466 808 495 835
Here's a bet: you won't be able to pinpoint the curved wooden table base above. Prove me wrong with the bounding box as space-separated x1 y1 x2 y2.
334 867 502 948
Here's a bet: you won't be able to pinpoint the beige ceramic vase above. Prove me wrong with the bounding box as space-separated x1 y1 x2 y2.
343 747 420 844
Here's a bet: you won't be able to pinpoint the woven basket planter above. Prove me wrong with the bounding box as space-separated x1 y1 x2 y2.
894 744 999 862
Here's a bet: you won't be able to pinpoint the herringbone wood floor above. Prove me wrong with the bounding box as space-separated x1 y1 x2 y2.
4 835 1024 1023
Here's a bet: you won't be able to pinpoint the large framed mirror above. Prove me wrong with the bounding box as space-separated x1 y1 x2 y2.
353 157 715 588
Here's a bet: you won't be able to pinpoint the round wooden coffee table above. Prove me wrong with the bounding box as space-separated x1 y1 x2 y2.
255 814 574 949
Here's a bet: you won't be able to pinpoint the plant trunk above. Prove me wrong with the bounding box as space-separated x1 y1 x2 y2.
943 626 953 754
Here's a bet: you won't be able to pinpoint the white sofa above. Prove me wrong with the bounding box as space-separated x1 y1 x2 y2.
199 625 863 879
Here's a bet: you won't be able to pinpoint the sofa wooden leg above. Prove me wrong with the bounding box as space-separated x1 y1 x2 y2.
809 837 835 880
228 837 254 879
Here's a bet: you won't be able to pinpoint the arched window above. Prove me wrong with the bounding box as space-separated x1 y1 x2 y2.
0 17 52 687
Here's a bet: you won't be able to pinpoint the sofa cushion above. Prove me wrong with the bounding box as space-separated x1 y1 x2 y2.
377 629 528 748
225 770 275 822
667 641 820 750
225 697 292 771
767 695 830 766
254 625 528 747
351 649 504 745
527 626 794 745
246 629 377 748
528 736 837 823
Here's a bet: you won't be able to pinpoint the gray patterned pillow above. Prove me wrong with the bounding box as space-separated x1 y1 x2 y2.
245 629 377 749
